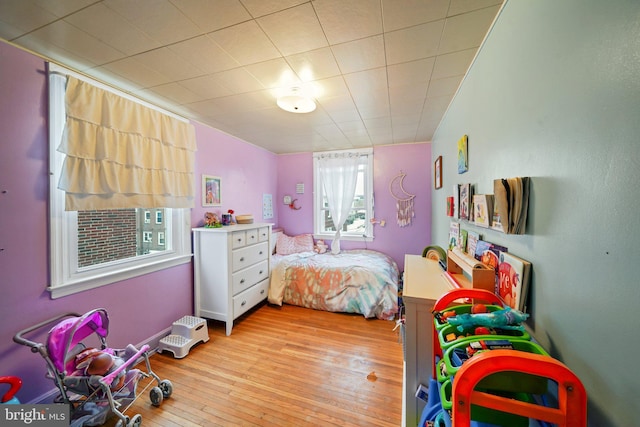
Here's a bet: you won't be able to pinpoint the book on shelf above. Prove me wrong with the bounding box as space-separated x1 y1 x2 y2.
452 184 460 219
474 240 508 293
466 231 480 257
459 183 472 221
498 251 531 312
458 229 468 252
473 194 494 228
493 177 530 234
448 221 460 250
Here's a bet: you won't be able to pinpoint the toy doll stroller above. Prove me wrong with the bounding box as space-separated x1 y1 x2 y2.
14 308 173 427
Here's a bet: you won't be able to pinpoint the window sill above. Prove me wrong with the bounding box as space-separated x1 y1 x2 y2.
48 253 193 299
314 233 373 243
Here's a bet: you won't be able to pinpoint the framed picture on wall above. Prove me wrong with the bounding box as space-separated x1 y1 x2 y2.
434 156 443 189
457 135 468 174
202 175 221 207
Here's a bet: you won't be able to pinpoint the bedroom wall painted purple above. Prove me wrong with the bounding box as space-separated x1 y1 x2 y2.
276 143 432 271
0 42 278 404
190 124 279 228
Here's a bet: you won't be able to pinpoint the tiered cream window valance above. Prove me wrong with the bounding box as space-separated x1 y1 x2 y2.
57 76 196 211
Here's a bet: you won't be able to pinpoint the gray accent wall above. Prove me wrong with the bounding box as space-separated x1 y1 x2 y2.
431 1 640 426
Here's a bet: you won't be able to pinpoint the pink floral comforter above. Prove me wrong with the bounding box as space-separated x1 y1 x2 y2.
268 250 399 320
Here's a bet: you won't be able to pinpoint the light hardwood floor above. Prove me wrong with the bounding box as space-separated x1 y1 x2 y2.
115 303 404 427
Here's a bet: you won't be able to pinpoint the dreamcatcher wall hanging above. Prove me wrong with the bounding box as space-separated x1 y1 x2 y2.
389 171 415 227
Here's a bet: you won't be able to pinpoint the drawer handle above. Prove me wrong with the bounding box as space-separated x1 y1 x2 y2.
237 238 242 242
259 270 263 275
259 251 263 255
240 257 245 262
260 289 265 295
241 300 247 306
240 279 245 284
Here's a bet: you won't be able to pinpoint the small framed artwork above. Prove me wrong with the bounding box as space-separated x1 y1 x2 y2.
457 135 468 174
202 175 221 207
434 156 443 189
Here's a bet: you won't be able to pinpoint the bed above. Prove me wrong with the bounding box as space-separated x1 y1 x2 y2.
267 235 399 320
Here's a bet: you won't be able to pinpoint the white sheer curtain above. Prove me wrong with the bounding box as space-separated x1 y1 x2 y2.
57 75 196 211
317 152 360 254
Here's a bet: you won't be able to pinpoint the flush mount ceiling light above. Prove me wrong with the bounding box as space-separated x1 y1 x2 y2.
277 87 316 113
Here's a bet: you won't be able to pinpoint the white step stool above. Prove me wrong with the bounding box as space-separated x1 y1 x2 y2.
158 316 209 359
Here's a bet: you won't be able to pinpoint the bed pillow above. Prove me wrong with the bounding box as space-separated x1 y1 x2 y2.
276 233 314 255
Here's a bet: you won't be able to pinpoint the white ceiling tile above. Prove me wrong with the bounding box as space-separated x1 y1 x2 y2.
100 56 171 88
431 48 477 79
64 3 161 56
134 47 204 81
317 94 357 113
358 104 391 120
184 99 228 118
213 68 265 94
167 36 240 74
364 116 392 131
214 90 277 114
257 3 327 56
209 20 281 65
171 0 251 33
0 0 57 37
240 0 308 18
426 75 464 98
104 0 201 45
314 0 382 45
244 58 300 89
381 0 449 32
344 67 388 97
387 57 436 88
313 76 349 99
33 0 95 16
448 0 504 17
19 20 125 65
438 6 501 54
384 20 444 65
179 74 234 100
332 35 386 74
144 83 203 105
285 47 341 82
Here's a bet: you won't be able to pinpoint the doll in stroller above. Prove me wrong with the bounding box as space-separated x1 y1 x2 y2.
14 308 173 427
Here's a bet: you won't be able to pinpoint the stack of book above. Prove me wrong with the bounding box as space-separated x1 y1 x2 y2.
492 177 530 234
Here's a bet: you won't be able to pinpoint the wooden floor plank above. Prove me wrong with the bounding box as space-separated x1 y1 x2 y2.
105 303 403 426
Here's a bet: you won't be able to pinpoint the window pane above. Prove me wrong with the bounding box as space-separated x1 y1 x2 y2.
77 208 167 268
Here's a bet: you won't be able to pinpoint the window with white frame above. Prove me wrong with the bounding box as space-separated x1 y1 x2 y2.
313 149 374 241
48 64 192 299
155 210 163 224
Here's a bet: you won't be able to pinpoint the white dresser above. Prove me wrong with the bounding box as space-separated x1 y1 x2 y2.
402 254 456 426
193 224 272 336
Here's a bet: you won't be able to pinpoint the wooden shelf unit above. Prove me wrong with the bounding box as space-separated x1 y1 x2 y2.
446 249 495 292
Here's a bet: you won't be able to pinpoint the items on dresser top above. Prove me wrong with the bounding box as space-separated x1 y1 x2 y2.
193 224 272 336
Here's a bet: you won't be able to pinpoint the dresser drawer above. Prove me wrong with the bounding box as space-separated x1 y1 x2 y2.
246 228 259 245
232 241 269 272
232 260 268 295
258 227 270 242
231 231 246 249
233 279 269 319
